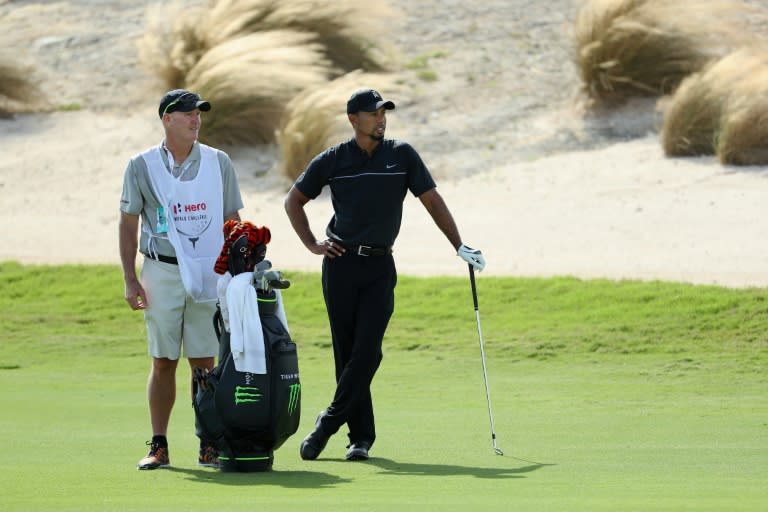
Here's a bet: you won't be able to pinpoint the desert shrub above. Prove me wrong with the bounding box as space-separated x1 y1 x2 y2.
0 55 46 117
275 71 401 181
185 30 331 145
136 1 202 90
715 55 768 165
660 49 768 158
659 56 741 156
198 0 393 73
574 0 763 105
137 0 393 146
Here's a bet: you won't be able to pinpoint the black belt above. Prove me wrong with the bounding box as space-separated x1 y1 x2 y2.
143 252 178 265
352 245 392 257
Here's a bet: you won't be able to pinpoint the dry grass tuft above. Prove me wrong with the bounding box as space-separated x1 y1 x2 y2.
136 1 206 90
574 0 764 105
716 55 768 165
275 71 401 181
200 0 394 72
137 0 395 145
0 55 47 117
660 49 768 159
659 56 740 157
185 30 332 146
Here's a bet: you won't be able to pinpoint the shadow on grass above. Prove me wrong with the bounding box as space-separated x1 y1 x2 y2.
368 457 553 479
169 466 352 488
167 456 553 486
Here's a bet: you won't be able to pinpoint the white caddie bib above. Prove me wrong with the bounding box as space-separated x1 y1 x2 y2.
142 144 224 302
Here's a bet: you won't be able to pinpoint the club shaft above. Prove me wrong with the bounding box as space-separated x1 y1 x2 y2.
469 265 501 452
475 308 498 442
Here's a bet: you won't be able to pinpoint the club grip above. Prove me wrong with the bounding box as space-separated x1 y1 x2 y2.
468 263 479 310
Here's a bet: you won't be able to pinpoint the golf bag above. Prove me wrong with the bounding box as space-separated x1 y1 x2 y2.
192 233 301 472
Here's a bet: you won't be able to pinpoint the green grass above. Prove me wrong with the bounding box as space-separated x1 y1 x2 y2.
1 262 766 511
405 50 447 83
57 103 82 111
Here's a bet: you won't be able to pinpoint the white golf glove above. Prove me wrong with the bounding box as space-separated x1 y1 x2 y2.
457 244 486 271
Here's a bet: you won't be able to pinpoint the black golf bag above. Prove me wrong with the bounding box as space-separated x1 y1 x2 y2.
192 235 301 472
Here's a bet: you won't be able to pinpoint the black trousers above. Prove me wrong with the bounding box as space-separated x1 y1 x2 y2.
318 252 397 446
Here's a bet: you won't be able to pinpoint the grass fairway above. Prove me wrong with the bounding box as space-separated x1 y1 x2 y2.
1 263 766 511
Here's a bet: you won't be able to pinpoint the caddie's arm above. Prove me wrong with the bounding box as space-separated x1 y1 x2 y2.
119 212 148 309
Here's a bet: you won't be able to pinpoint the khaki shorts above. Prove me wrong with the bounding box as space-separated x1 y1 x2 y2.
141 257 218 359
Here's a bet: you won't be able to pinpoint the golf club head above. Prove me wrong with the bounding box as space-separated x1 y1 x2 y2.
494 447 504 456
265 270 290 289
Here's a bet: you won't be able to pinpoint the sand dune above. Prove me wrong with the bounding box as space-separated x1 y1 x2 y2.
1 0 766 288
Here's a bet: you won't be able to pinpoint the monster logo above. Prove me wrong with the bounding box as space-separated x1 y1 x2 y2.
234 385 261 405
288 383 301 415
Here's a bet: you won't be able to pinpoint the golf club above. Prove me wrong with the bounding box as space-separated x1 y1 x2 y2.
468 264 504 456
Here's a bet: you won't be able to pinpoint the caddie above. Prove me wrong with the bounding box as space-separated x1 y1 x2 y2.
119 89 243 470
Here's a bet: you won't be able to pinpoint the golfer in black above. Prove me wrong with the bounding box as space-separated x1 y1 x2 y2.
284 89 486 461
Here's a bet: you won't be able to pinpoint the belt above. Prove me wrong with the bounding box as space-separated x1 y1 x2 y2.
353 245 392 257
143 252 178 265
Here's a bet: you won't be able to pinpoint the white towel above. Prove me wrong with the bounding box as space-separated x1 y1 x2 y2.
224 272 290 374
216 272 233 331
227 272 266 374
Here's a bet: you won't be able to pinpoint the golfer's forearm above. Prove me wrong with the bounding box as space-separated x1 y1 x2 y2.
432 210 462 250
285 207 317 250
284 188 318 250
421 190 462 250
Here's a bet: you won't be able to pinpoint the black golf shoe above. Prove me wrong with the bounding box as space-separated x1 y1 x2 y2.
345 442 371 461
300 411 331 460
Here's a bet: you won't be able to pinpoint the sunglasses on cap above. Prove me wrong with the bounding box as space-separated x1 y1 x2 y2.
162 92 198 116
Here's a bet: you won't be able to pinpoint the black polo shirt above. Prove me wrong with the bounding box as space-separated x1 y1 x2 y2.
296 138 436 247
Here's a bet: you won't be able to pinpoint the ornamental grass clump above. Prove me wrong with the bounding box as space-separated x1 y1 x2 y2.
0 55 47 117
660 49 768 160
137 0 393 146
184 31 332 145
275 71 401 181
574 0 762 105
715 55 768 165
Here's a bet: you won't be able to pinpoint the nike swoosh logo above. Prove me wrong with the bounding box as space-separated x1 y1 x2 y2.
386 164 396 169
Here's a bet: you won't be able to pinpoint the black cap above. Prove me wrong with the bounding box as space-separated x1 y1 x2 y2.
158 89 211 118
346 89 395 114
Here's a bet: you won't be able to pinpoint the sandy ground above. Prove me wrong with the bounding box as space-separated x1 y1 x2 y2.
1 0 767 288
